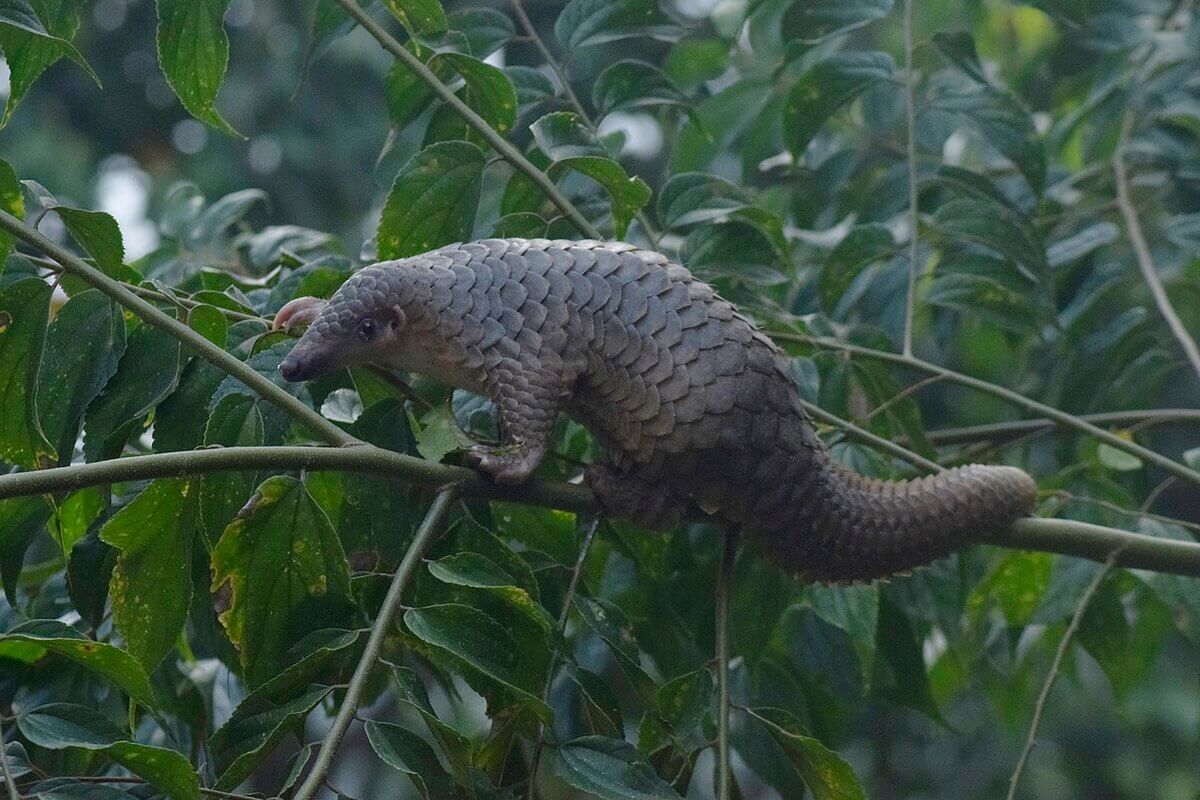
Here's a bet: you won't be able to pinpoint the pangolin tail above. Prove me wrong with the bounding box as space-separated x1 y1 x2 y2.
762 458 1037 583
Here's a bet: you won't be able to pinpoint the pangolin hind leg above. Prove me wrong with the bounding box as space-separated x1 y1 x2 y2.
585 462 690 531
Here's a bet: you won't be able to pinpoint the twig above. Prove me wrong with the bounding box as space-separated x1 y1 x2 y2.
1113 113 1200 382
1046 489 1200 537
1006 549 1121 800
779 333 1200 490
331 0 602 240
916 410 1200 446
800 398 943 473
863 374 946 422
714 529 736 800
525 516 601 800
293 486 461 800
901 0 920 357
0 721 21 800
0 209 355 447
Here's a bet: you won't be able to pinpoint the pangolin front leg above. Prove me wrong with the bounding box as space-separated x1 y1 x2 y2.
464 355 570 485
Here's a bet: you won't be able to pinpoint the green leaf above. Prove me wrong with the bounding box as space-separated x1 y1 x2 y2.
99 479 197 671
389 665 474 784
554 0 682 50
927 269 1041 333
199 394 265 539
746 707 866 800
55 207 125 277
155 0 239 135
434 52 517 134
448 7 513 58
427 552 554 631
531 111 604 160
820 224 895 311
37 289 126 463
0 0 99 127
929 198 1046 284
385 43 441 130
82 327 182 462
378 141 485 260
506 65 556 108
781 0 894 44
573 595 656 699
0 620 158 709
873 595 944 724
0 158 22 263
211 475 353 687
210 685 333 790
657 172 750 229
551 736 682 800
364 720 458 800
806 584 879 682
548 156 651 238
0 278 53 468
0 496 50 604
19 703 200 800
1047 222 1118 268
414 402 473 463
403 603 548 714
785 51 894 156
566 664 624 738
382 0 447 34
593 59 688 116
1097 442 1143 472
930 31 988 84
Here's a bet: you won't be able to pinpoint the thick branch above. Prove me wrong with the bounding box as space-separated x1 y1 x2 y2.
333 0 602 240
293 487 460 800
0 210 354 447
2 446 1198 576
780 333 1200 489
1113 113 1200 382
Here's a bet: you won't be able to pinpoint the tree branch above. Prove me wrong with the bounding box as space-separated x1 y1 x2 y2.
0 721 21 800
293 487 460 800
917 410 1200 446
779 333 1200 489
1113 112 1200 382
333 0 602 240
0 210 354 447
714 528 736 800
526 515 601 800
901 0 920 357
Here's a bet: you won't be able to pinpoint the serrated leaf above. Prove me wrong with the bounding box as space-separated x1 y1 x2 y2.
55 207 125 277
378 141 485 259
435 52 517 134
155 0 239 135
548 155 651 238
199 394 264 539
211 475 353 687
746 707 866 800
83 327 182 462
210 685 333 790
781 0 894 44
364 720 457 800
0 0 99 127
593 59 688 116
820 224 894 310
0 278 53 468
99 479 197 671
37 289 126 463
551 736 682 800
383 0 446 35
929 198 1046 283
19 703 199 800
786 51 894 156
555 0 682 50
0 620 158 709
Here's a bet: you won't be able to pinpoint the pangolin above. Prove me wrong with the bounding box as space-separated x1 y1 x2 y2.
276 238 1036 582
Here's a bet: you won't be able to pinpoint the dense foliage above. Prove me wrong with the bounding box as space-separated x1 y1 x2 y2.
2 0 1200 799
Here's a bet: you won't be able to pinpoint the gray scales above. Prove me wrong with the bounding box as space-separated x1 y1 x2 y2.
277 238 1035 582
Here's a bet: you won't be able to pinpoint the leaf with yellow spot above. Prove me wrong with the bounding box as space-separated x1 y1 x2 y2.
0 278 54 469
377 141 485 261
746 707 866 800
211 475 352 687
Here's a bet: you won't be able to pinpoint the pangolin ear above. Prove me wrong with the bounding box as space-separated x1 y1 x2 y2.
387 305 406 330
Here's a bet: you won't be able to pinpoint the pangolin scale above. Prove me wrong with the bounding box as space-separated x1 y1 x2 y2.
278 238 1036 582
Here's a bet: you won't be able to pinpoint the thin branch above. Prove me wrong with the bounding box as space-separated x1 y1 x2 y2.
1006 550 1120 800
14 775 258 800
0 210 355 447
293 487 461 800
0 721 21 800
863 374 946 422
800 398 943 473
332 0 602 240
901 0 920 357
1113 112 1200 382
526 516 601 800
779 333 1200 490
1045 488 1200 537
917 410 1200 446
714 528 736 800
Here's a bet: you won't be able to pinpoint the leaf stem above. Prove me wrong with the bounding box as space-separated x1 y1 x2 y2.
779 333 1200 489
1112 112 1200 382
714 528 736 800
292 486 461 800
0 720 21 800
0 209 354 447
525 515 601 800
1006 550 1120 800
901 0 920 357
331 0 602 240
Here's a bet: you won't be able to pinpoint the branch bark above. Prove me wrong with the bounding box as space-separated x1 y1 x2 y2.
918 409 1200 446
901 0 920 358
1113 113 1200 382
293 487 460 800
333 0 602 240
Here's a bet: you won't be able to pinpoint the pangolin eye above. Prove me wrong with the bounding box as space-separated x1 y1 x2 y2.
356 318 377 342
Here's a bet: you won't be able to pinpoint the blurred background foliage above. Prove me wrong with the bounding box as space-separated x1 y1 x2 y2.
2 0 1200 799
